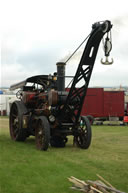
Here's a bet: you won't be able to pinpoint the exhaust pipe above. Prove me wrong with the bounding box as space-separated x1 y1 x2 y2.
56 62 66 91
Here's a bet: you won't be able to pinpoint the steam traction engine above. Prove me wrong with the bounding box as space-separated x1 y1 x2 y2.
9 20 113 150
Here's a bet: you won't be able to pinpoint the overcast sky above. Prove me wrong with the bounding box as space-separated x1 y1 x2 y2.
1 0 128 88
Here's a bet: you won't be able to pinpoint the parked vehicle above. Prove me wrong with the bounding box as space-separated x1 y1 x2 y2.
81 88 125 122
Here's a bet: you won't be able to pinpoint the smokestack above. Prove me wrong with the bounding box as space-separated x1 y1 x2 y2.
56 62 66 91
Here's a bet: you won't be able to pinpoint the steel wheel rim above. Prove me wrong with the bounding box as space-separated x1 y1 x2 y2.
10 104 19 140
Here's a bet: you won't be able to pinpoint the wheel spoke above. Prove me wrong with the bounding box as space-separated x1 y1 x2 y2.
11 113 17 118
14 128 19 136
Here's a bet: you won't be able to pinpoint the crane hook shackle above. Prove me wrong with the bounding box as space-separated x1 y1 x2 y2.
101 56 114 65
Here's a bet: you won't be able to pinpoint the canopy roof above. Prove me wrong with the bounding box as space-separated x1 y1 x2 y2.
10 75 54 90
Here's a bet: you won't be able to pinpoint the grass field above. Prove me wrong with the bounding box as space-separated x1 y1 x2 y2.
0 117 128 193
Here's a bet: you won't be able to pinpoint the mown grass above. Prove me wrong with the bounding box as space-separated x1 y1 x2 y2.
0 117 128 193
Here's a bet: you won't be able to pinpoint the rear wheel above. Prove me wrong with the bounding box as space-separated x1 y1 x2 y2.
9 101 28 141
75 116 92 149
35 116 50 151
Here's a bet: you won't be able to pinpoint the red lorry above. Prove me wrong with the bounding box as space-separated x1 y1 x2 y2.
81 88 127 123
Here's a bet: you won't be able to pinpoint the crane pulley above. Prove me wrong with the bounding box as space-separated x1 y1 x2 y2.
101 31 113 65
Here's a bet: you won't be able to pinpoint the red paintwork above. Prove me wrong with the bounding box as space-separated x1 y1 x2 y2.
127 104 128 115
123 116 128 123
22 92 36 104
81 88 124 118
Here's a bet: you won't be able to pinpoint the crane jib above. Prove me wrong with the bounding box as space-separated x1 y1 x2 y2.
58 20 113 125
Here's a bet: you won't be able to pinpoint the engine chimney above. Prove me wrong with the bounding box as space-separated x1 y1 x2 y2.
56 62 66 91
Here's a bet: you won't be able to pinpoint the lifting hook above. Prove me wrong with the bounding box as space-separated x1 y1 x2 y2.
101 56 113 65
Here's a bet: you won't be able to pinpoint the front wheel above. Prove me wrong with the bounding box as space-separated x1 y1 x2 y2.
75 116 92 149
35 116 50 151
